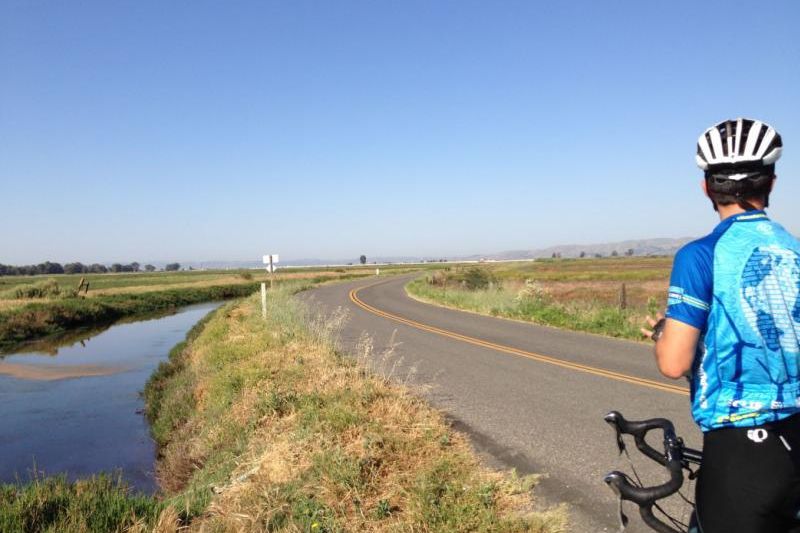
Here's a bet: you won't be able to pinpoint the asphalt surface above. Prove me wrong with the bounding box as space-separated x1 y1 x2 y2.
302 274 703 532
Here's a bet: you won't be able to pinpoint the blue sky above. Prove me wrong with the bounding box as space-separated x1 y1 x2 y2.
2 1 799 264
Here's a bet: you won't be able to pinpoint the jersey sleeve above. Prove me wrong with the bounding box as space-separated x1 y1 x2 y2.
665 241 713 330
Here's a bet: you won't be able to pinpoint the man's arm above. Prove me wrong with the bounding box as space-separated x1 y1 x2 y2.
643 315 701 379
645 240 711 378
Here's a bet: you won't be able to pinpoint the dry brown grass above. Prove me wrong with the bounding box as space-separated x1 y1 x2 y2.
86 271 355 296
145 291 567 532
503 279 668 308
0 299 37 310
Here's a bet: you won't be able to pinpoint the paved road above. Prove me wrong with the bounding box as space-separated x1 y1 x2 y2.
302 275 702 532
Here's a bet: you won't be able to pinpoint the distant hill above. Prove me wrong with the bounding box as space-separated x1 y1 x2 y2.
164 256 433 270
151 237 694 270
465 237 694 261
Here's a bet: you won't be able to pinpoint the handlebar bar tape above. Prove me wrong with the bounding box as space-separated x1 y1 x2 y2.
603 411 687 532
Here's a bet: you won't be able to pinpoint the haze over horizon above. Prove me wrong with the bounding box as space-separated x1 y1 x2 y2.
2 1 799 264
84 234 699 267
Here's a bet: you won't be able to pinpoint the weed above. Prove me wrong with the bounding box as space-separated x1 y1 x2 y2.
374 498 391 519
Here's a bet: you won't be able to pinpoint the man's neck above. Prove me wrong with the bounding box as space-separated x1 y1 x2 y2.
717 203 765 221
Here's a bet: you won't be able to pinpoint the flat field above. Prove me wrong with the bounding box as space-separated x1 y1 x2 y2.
0 266 403 350
0 268 368 301
407 257 674 340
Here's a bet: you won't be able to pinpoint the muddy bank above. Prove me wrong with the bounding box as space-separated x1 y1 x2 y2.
0 361 124 380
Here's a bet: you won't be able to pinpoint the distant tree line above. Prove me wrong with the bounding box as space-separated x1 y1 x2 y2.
0 261 176 277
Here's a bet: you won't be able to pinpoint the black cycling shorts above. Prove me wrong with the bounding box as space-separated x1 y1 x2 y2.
696 414 800 533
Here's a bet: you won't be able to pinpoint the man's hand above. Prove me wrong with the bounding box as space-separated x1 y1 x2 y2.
641 312 664 340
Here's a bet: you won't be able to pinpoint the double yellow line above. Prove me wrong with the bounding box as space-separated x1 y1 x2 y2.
349 281 689 396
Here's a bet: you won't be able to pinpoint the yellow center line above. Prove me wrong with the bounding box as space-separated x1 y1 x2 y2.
349 281 689 396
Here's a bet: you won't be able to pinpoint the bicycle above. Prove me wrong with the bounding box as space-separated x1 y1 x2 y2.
602 411 702 533
605 411 800 533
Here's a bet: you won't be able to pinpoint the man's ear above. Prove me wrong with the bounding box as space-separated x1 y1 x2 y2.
702 179 719 212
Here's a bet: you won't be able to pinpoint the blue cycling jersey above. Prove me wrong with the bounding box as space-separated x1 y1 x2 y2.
666 210 800 432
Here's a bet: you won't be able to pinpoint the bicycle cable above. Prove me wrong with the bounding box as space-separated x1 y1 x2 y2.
619 434 691 532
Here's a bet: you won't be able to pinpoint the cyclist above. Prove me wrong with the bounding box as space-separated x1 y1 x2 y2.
642 118 800 532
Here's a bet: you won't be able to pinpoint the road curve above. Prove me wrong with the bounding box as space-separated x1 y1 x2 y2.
302 275 702 532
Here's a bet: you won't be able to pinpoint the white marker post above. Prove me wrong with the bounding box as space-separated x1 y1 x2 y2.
262 254 280 289
261 254 279 320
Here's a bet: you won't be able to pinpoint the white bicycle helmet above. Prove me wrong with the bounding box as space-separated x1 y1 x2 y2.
696 118 783 176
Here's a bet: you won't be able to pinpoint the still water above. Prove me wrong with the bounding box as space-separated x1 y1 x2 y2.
0 302 221 493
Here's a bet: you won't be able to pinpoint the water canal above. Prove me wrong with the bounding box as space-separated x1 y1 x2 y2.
0 301 221 492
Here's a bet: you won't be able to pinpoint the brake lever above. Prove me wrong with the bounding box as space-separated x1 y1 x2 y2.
616 495 630 532
615 426 626 455
605 411 627 455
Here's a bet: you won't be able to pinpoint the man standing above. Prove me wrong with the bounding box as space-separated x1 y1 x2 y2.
644 119 800 532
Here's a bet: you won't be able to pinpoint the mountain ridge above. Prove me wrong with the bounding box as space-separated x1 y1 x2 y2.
169 237 694 269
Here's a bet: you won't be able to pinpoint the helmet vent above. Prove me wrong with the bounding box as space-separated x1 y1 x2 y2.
705 132 717 159
739 118 754 156
753 126 769 157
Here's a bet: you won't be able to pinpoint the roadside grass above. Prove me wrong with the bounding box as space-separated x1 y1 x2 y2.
142 286 567 532
407 258 669 340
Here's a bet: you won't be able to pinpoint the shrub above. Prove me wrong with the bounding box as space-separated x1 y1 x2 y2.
4 279 63 300
462 268 493 291
515 279 548 301
428 271 449 287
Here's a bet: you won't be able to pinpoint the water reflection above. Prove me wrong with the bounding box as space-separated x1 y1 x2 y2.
1 306 193 358
0 301 221 493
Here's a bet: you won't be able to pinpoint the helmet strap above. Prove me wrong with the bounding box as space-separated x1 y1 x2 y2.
736 198 760 211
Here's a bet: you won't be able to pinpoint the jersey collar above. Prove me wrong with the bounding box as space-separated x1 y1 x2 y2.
713 210 768 234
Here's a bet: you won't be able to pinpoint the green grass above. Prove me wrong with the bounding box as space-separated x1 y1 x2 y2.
0 474 163 533
0 279 65 300
407 276 659 340
0 283 261 351
0 264 435 295
0 271 251 293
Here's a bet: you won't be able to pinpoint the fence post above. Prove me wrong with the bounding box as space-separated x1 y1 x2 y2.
619 283 627 310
